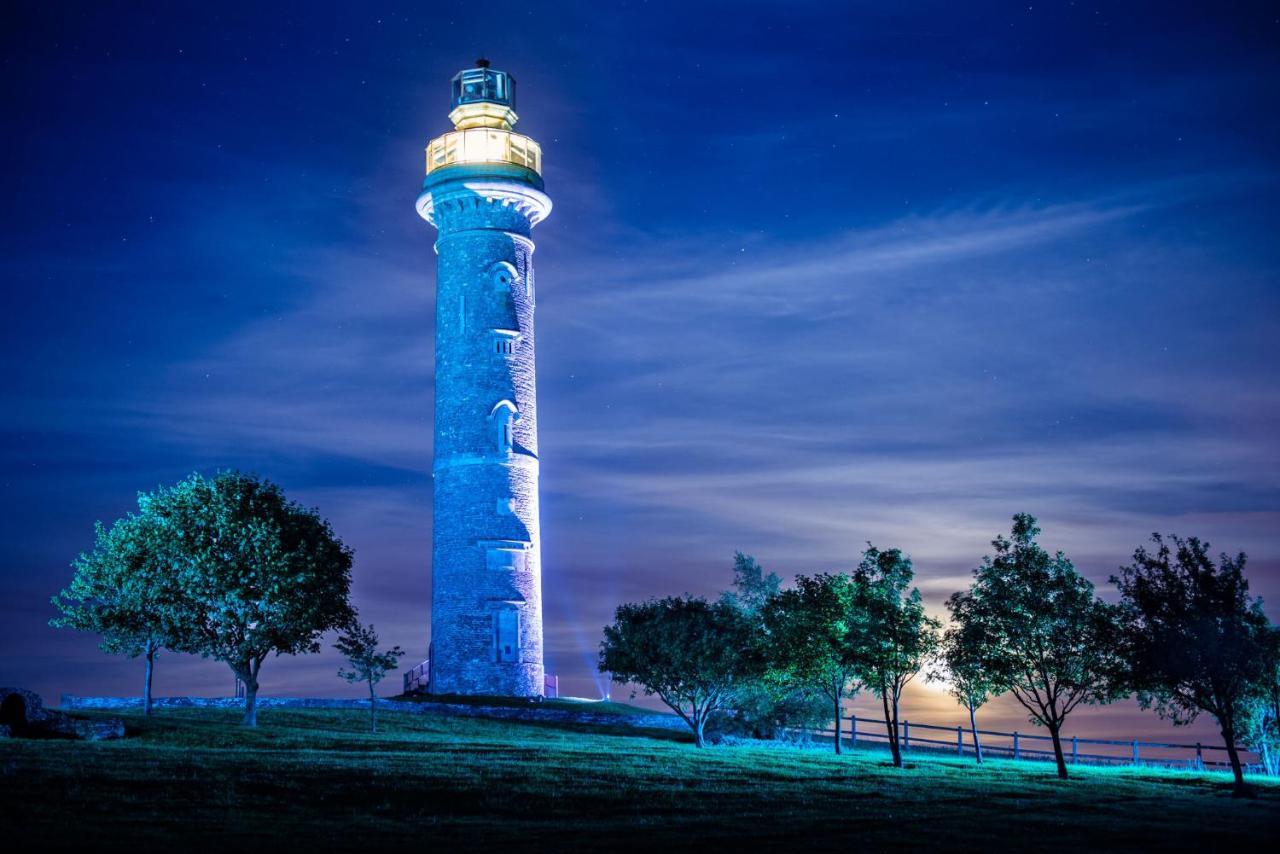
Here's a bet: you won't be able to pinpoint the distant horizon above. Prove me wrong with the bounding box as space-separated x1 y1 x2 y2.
2 0 1277 752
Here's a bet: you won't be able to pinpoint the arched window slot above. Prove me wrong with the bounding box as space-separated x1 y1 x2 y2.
489 400 521 455
490 261 518 292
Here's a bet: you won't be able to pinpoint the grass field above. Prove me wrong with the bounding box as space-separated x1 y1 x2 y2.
1 706 1276 852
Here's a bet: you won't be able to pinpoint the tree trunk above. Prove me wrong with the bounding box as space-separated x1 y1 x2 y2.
242 674 259 727
882 689 902 768
694 711 706 748
832 693 843 755
1221 723 1251 797
143 642 156 717
1048 721 1068 779
968 703 983 765
368 680 378 734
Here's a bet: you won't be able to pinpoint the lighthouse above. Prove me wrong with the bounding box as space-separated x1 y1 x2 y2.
416 60 552 697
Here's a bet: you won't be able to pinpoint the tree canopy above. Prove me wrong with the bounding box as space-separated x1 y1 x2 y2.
151 471 355 726
854 544 940 767
762 572 865 754
335 621 405 733
935 591 1010 763
1113 534 1277 795
955 514 1124 779
51 508 180 715
600 595 755 747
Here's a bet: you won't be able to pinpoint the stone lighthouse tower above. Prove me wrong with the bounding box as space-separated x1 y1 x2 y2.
416 60 551 697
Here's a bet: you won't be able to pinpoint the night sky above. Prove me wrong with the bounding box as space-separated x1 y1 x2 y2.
3 2 1278 742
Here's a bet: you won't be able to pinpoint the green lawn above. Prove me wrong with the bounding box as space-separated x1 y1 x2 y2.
1 707 1276 851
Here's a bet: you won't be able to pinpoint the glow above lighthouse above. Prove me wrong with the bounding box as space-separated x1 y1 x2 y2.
416 60 551 697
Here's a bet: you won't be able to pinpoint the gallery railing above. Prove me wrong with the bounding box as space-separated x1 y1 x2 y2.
425 128 542 176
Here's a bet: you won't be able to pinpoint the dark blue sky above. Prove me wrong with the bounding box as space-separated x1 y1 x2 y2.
3 2 1278 737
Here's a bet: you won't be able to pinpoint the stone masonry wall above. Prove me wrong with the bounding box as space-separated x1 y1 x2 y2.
424 171 547 697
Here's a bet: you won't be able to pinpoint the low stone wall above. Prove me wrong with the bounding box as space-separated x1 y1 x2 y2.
60 695 687 733
3 687 124 740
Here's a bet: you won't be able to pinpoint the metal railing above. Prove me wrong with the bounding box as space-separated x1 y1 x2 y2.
823 714 1261 773
403 660 429 694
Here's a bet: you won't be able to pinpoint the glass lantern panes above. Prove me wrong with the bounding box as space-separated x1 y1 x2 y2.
452 67 515 109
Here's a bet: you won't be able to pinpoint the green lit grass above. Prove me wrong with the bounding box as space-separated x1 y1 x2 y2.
1 707 1276 851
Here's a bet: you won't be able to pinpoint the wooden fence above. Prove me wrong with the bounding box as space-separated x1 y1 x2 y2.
827 714 1262 774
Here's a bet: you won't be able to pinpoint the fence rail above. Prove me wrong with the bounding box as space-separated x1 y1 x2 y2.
820 714 1261 774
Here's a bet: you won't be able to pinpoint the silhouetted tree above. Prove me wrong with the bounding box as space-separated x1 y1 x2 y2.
52 508 179 716
762 572 865 754
854 544 940 768
959 514 1124 779
153 472 354 726
1113 534 1277 795
934 592 1009 764
335 621 404 733
600 596 755 747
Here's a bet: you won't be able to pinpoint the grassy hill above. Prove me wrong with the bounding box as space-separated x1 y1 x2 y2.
1 706 1276 851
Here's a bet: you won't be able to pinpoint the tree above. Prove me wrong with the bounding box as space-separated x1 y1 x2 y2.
153 471 354 726
933 592 1009 764
335 621 405 733
1243 674 1279 778
854 544 940 768
600 596 755 747
721 551 781 615
51 509 178 716
762 572 865 754
1113 534 1277 795
718 553 828 740
961 514 1124 779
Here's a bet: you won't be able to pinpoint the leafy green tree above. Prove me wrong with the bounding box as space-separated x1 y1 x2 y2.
762 572 865 754
960 514 1124 779
153 471 354 727
599 596 755 747
51 509 178 716
854 544 940 768
717 553 828 740
933 592 1009 764
1113 535 1277 795
335 621 405 733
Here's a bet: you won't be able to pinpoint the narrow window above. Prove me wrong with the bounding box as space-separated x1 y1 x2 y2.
495 609 520 663
490 400 519 455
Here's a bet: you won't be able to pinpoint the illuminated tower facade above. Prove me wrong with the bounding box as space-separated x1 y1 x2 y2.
416 61 552 696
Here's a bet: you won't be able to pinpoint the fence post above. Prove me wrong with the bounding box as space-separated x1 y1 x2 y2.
1132 740 1140 766
1195 742 1203 771
957 725 964 756
903 720 910 752
1072 735 1078 764
850 714 857 747
1013 731 1020 760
